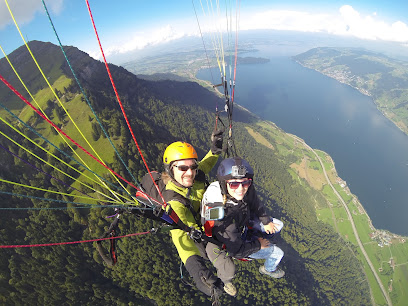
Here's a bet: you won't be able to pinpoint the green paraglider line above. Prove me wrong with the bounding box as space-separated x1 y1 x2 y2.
0 118 123 202
40 0 140 189
0 103 129 198
0 73 151 200
0 190 155 210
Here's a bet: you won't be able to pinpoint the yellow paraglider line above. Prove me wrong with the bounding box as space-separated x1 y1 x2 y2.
0 102 135 202
41 0 142 205
0 116 130 203
194 0 241 158
0 44 87 184
196 0 241 91
4 0 131 204
200 0 224 76
0 178 124 205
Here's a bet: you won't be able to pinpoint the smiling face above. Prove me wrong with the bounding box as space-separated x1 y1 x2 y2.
172 159 198 188
226 178 252 201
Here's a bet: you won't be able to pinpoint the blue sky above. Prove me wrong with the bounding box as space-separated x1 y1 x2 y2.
1 0 408 62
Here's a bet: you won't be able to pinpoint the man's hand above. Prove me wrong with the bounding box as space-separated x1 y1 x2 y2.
258 237 271 249
211 129 224 155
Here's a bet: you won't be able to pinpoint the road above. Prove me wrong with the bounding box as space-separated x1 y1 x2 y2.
291 135 392 306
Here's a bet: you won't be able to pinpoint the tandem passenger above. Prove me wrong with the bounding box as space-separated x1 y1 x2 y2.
201 157 285 295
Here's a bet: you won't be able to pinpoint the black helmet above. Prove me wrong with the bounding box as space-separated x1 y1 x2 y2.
217 157 254 194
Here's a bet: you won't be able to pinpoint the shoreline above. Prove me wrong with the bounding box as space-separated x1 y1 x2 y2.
323 149 408 240
291 132 408 239
294 59 408 136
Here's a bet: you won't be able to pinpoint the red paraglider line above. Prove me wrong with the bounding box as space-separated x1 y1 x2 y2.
85 0 168 207
0 73 141 194
0 231 151 248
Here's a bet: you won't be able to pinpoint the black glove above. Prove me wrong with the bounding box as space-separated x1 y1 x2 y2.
211 129 224 155
190 228 203 242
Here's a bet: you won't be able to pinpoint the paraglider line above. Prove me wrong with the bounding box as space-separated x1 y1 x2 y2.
0 115 128 203
0 73 145 196
0 190 152 209
0 103 129 197
41 0 139 189
85 0 169 207
0 230 152 249
0 142 92 197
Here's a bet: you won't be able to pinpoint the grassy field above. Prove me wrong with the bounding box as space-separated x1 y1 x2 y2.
9 75 125 207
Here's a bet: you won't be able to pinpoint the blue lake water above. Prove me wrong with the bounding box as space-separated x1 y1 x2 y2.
197 45 408 236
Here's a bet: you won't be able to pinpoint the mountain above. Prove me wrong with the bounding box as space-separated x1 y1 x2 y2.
0 41 370 305
294 47 408 135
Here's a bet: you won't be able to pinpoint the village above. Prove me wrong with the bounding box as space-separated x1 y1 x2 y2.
370 229 406 247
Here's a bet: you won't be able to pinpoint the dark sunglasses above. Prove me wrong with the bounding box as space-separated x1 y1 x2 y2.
227 179 252 189
173 164 199 171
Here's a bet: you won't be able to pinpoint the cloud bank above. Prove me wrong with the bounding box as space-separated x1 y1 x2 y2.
99 5 408 58
240 5 408 43
3 2 407 59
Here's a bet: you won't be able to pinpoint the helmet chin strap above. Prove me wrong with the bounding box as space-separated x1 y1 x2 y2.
168 164 185 188
220 180 228 197
167 162 175 181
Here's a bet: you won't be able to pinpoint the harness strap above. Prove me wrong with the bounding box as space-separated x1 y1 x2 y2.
135 175 224 247
96 215 120 267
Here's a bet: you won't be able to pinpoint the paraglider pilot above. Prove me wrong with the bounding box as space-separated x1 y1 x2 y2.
161 131 225 301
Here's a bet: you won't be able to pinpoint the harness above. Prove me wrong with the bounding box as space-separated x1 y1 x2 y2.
134 171 222 245
134 171 200 232
97 171 222 266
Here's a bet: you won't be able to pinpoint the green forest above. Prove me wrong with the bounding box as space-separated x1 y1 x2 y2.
0 41 370 305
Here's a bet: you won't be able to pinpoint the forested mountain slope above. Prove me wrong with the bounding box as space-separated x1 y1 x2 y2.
0 41 370 305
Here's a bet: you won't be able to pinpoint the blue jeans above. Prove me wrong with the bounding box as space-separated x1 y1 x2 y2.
248 218 284 272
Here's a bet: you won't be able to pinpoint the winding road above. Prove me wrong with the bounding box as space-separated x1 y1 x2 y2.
291 135 392 306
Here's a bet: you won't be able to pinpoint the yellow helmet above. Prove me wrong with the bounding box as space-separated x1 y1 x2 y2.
163 141 198 172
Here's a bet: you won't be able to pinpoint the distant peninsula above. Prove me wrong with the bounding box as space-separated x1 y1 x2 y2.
293 47 408 135
237 56 270 65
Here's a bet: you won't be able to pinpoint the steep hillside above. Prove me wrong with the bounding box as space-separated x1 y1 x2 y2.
0 41 370 305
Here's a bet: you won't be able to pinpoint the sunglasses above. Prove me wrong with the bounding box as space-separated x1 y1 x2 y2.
227 179 252 189
173 164 199 171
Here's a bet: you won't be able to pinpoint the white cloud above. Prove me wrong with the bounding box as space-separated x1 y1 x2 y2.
0 0 63 30
88 25 189 60
332 5 408 42
240 5 408 43
240 10 330 33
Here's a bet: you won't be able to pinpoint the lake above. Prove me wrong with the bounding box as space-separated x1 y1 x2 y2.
197 44 408 236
